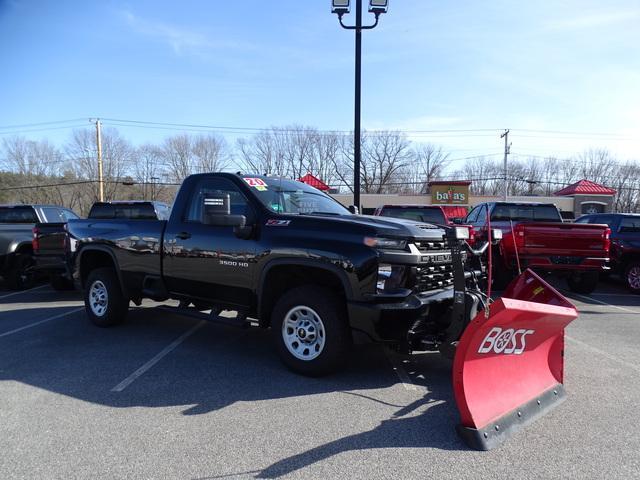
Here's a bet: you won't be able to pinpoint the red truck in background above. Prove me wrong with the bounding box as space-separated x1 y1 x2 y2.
465 202 610 293
373 205 475 244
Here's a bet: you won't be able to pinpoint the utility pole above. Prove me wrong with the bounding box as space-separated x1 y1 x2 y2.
353 0 362 210
501 129 511 201
95 119 104 202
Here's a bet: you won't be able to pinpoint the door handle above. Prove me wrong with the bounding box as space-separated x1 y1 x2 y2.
176 232 191 240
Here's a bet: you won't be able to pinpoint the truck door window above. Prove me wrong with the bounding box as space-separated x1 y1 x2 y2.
619 217 640 233
465 206 480 223
185 178 252 223
42 207 78 222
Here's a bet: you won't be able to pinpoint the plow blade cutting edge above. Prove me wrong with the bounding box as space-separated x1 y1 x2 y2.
453 269 578 450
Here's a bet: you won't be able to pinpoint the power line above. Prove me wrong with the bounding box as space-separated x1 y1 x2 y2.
0 124 89 136
0 118 89 130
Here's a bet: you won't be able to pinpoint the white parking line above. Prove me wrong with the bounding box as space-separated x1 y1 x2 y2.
566 335 640 375
111 320 207 392
591 292 640 298
0 284 49 301
566 291 640 314
0 307 83 338
383 348 423 392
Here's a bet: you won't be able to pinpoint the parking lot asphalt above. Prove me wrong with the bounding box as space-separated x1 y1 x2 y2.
1 277 639 479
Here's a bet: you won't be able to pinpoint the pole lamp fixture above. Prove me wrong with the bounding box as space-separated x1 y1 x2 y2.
331 0 388 210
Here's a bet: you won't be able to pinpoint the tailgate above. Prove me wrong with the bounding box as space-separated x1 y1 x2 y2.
34 222 67 255
520 222 609 257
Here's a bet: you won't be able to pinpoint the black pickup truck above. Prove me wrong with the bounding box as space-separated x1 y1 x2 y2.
67 173 492 375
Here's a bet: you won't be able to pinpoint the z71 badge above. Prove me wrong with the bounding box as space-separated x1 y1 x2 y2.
266 219 291 227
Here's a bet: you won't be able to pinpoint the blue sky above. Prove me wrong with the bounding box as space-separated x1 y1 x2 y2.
1 0 639 161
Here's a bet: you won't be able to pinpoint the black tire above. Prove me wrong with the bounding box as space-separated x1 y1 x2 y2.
5 254 35 290
566 271 599 294
623 261 640 294
50 275 75 291
271 286 352 377
83 268 128 327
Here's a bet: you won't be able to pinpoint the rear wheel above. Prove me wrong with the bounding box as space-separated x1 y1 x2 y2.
624 261 640 294
271 286 351 376
566 271 599 294
5 254 35 290
84 268 128 327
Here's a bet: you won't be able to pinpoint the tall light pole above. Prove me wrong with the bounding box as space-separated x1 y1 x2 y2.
332 0 388 210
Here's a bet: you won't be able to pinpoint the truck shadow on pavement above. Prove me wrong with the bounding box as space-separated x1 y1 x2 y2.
1 304 468 476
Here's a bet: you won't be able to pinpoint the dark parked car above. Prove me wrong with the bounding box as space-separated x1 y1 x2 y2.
575 213 640 293
0 204 78 289
88 201 170 220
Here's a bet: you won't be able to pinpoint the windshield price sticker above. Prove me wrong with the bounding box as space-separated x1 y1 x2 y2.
244 178 268 190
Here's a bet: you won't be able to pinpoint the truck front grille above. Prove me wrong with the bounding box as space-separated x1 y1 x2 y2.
414 239 449 252
414 264 454 292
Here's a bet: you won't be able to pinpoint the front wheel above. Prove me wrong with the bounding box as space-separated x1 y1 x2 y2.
624 262 640 294
84 268 128 327
271 286 352 377
566 271 599 294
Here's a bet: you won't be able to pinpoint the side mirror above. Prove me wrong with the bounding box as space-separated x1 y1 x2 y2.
348 205 359 214
202 195 246 227
452 218 464 225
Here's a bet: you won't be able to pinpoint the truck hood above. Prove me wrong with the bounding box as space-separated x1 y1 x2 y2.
292 213 446 240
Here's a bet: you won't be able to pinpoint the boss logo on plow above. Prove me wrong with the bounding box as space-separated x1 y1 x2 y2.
477 327 535 355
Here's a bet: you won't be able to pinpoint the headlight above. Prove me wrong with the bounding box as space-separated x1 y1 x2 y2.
453 226 470 240
377 264 407 293
364 236 407 250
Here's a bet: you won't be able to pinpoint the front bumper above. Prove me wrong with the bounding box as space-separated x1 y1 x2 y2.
508 256 609 272
347 287 454 342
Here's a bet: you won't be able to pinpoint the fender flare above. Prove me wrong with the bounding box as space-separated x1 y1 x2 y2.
3 240 33 270
257 258 355 321
76 245 127 296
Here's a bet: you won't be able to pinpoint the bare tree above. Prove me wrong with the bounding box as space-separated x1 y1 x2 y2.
192 134 232 173
134 144 167 201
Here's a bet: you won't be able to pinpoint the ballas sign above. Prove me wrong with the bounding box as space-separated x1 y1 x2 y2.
430 181 471 205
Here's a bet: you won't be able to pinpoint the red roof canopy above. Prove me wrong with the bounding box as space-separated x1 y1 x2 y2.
299 173 330 191
554 179 616 196
441 205 468 220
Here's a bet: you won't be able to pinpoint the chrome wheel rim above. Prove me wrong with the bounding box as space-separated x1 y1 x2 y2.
628 266 640 290
282 306 326 361
89 280 108 316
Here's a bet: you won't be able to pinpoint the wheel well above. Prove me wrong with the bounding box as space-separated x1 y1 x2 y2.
80 250 116 288
620 254 640 270
15 243 33 255
259 265 346 327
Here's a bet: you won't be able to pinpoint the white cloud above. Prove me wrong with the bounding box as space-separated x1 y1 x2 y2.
120 10 250 56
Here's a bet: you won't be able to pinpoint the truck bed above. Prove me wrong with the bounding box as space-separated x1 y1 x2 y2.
67 218 166 290
501 221 609 270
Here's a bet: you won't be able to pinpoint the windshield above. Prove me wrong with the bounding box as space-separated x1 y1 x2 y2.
381 207 446 224
243 177 349 215
490 204 561 222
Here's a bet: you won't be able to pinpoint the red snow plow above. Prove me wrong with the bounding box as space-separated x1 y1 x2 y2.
453 269 578 450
